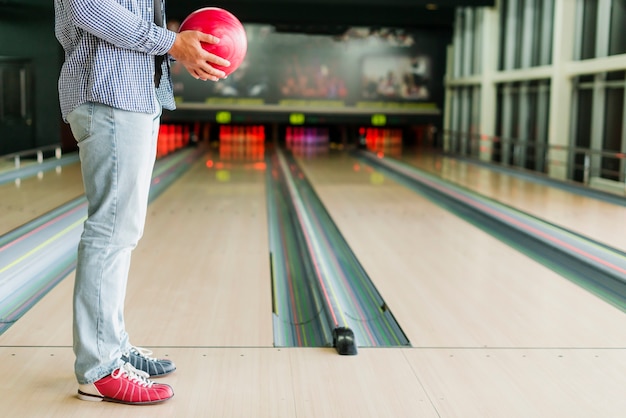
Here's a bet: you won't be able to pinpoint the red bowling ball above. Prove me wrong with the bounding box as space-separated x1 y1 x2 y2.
179 7 248 76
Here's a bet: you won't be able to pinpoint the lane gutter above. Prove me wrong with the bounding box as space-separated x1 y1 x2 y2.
267 148 410 354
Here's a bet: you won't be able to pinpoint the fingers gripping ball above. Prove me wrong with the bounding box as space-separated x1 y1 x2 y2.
179 7 248 76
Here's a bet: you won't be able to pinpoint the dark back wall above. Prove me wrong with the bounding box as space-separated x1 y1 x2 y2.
0 11 65 155
0 3 458 156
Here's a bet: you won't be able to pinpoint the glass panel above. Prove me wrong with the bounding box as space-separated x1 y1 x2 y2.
517 0 555 68
515 0 525 68
606 70 626 81
573 88 593 182
464 8 474 76
580 0 599 59
494 84 504 162
537 80 550 172
577 74 595 84
463 86 473 154
526 81 538 169
609 0 626 55
510 83 520 165
471 85 481 156
601 87 624 180
450 88 461 152
501 0 521 70
469 9 480 75
531 0 542 66
498 1 507 71
539 0 554 65
575 89 593 148
454 8 464 78
510 83 520 139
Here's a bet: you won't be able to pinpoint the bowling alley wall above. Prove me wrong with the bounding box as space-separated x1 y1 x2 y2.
168 25 449 124
0 13 449 156
0 9 61 155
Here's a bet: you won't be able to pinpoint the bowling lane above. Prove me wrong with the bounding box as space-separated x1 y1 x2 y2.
0 161 85 235
0 345 441 418
0 146 444 417
125 149 273 347
296 151 626 348
1 149 273 348
399 150 626 252
297 149 626 415
2 146 624 417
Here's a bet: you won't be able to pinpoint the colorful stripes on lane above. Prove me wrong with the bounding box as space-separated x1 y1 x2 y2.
0 148 203 335
267 152 333 348
267 148 410 351
0 200 84 334
358 151 626 313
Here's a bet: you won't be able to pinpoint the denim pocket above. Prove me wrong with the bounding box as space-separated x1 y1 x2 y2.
67 102 94 143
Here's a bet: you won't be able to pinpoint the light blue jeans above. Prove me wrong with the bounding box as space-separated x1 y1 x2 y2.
67 101 161 384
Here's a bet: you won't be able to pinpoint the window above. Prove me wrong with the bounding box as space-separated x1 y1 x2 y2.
499 0 555 70
608 0 626 55
495 80 550 169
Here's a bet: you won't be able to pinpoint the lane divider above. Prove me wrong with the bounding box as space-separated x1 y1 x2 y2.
267 148 410 354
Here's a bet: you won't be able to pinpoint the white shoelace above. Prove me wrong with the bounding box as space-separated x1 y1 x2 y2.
111 362 154 387
130 346 158 362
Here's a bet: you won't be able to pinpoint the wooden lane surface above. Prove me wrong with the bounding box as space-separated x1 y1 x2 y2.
1 344 623 417
0 151 274 348
294 152 626 415
0 346 444 418
1 150 625 417
1 344 624 417
0 163 85 235
124 151 273 347
400 151 626 252
297 152 626 347
403 347 626 417
0 151 439 417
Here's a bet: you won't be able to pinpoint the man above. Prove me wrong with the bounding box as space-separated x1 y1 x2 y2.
54 0 230 405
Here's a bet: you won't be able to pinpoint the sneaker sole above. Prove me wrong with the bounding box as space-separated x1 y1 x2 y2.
78 390 173 405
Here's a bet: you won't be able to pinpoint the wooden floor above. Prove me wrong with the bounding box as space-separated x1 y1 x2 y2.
1 147 626 417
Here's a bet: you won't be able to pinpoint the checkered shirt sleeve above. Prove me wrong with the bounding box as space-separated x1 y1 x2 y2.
54 0 177 120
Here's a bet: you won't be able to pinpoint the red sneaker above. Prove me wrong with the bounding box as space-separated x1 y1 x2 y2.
77 362 174 405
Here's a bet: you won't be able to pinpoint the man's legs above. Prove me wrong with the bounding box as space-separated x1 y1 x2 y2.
68 102 159 385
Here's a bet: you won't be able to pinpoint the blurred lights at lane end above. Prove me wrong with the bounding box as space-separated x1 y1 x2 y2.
216 170 231 182
216 111 232 124
370 172 385 185
252 162 267 170
371 114 386 126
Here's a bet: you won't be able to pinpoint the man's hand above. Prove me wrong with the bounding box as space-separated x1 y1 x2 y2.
168 31 231 81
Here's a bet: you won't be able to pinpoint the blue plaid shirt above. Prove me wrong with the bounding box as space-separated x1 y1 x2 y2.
55 0 177 120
